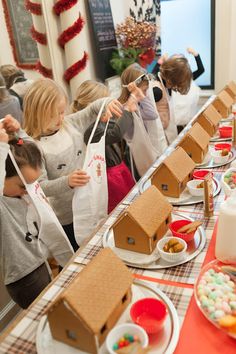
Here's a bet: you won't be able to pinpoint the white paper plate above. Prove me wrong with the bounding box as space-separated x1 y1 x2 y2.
195 150 235 169
103 212 206 269
36 280 180 354
139 178 220 206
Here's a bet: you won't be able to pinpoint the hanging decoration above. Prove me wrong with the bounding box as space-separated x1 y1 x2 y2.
53 0 88 85
24 0 53 78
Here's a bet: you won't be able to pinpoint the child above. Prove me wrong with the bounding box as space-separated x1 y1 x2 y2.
0 73 22 123
76 80 136 213
0 122 72 309
23 78 122 251
152 55 193 143
119 64 160 178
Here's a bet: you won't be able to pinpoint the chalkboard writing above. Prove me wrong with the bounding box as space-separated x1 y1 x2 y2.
87 0 117 80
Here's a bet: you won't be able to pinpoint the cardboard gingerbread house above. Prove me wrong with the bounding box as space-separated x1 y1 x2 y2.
151 147 195 198
224 81 236 103
194 104 222 137
47 248 133 354
113 185 172 255
178 122 210 163
212 90 234 118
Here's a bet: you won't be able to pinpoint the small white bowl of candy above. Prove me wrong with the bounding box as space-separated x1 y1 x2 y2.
210 149 230 164
221 168 236 197
194 260 236 339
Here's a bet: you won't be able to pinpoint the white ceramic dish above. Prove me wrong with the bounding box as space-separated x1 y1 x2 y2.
36 280 180 354
210 150 230 164
186 179 204 197
157 237 187 263
139 178 220 206
106 323 148 354
195 149 235 169
103 212 206 269
221 167 236 197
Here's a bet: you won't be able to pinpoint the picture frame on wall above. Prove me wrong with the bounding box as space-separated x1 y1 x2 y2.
2 0 39 69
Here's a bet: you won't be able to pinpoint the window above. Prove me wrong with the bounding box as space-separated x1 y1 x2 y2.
100 323 107 334
162 184 168 191
127 237 135 245
153 235 157 241
122 293 128 303
161 0 215 89
66 329 77 341
165 217 169 225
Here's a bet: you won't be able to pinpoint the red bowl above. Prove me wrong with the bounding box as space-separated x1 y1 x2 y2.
218 126 232 138
193 170 213 180
214 143 232 152
169 219 196 242
130 298 167 334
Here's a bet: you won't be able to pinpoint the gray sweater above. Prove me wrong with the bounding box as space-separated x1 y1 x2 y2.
38 98 113 225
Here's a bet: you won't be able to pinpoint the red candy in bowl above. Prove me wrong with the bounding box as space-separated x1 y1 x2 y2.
130 298 167 334
214 143 232 152
193 170 213 180
218 126 232 138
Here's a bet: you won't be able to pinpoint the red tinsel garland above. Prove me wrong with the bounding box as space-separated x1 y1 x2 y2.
24 0 42 16
58 16 84 48
35 61 53 79
53 0 78 16
64 52 88 82
31 26 47 45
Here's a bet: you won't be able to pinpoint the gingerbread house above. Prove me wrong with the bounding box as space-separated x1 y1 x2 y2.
212 90 234 118
113 185 172 255
151 147 195 198
178 122 210 163
224 81 236 103
47 248 133 354
194 104 221 137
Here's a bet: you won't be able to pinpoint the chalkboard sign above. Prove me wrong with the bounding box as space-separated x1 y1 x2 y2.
87 0 117 80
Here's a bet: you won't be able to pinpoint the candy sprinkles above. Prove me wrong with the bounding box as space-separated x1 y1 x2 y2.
113 333 140 351
197 268 236 334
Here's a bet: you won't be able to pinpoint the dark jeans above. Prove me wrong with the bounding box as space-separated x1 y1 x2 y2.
6 263 51 309
62 223 79 252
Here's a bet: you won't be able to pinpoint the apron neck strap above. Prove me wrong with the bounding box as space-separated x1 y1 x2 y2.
87 97 110 146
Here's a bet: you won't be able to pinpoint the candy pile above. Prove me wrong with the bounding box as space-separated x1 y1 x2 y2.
113 333 140 351
223 170 236 189
197 268 236 333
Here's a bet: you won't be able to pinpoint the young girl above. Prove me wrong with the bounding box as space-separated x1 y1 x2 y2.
0 122 72 309
75 80 136 213
23 78 122 251
152 55 193 143
0 73 22 123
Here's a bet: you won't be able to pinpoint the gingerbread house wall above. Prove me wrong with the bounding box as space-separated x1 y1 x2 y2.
212 98 230 118
179 137 207 164
113 214 154 254
48 301 97 354
195 115 216 137
152 165 181 198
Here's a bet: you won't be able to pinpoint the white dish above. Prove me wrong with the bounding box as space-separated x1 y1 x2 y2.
36 280 180 354
139 178 220 206
186 179 204 197
157 237 187 263
221 167 236 197
103 212 206 269
210 150 230 164
194 150 235 169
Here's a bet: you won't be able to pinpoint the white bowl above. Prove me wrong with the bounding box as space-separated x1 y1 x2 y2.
106 323 148 354
210 149 230 164
157 237 187 263
221 167 236 197
186 179 204 197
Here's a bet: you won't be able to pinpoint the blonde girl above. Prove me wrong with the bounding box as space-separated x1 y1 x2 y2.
23 78 122 251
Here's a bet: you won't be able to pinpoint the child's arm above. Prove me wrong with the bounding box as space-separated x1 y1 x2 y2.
68 98 123 134
0 125 9 196
2 115 33 141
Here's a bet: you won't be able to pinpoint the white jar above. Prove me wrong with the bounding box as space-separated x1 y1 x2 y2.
215 191 236 264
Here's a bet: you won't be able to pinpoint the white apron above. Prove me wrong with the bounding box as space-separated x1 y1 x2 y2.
124 110 158 177
158 73 178 144
9 151 74 267
73 99 109 246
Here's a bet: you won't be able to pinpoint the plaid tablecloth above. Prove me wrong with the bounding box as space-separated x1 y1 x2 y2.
0 96 234 353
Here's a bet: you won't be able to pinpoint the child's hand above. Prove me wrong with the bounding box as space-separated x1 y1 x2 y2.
0 123 8 143
187 47 198 57
3 115 21 133
105 99 123 119
68 170 90 188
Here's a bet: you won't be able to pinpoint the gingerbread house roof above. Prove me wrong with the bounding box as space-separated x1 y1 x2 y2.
216 90 234 108
202 104 221 125
114 185 172 238
225 81 236 96
48 249 132 334
160 146 195 183
181 122 210 151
